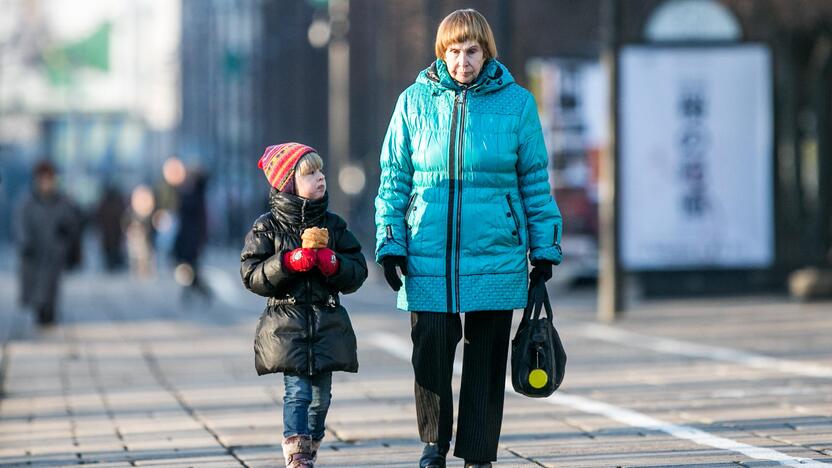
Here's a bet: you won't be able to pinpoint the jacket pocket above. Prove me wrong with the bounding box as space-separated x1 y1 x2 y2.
505 194 522 245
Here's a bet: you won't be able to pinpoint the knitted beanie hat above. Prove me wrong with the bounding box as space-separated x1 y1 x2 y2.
258 142 317 192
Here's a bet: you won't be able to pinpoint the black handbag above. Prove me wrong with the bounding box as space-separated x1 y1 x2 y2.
511 280 567 398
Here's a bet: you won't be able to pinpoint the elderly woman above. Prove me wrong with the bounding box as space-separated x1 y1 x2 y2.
374 8 563 468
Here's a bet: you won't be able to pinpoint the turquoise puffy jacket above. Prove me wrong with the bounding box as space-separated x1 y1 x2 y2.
375 59 563 313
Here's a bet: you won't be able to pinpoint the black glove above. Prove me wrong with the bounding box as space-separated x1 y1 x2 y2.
381 256 408 292
529 260 553 287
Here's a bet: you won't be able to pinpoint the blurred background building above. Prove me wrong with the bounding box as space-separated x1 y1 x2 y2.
0 0 179 222
2 0 832 298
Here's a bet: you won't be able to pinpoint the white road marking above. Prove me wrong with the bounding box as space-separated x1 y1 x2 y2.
575 323 832 379
368 331 831 467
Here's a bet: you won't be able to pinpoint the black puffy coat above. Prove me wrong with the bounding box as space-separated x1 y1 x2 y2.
240 190 368 376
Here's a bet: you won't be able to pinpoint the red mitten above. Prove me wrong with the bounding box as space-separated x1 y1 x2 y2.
316 248 340 277
283 248 317 273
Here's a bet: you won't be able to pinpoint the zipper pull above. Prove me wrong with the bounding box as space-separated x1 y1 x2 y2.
456 91 464 104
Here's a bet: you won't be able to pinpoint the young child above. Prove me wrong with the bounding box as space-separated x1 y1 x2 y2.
240 142 368 468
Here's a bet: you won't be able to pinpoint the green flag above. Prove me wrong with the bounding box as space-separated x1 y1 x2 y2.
44 22 110 86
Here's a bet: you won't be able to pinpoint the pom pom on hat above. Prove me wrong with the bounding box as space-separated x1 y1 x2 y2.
258 142 317 192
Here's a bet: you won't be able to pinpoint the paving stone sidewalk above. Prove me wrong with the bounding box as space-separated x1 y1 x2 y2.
1 251 832 467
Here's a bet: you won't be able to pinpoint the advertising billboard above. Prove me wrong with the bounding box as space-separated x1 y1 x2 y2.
620 45 773 269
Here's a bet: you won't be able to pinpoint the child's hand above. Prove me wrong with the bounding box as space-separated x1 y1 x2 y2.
283 248 317 273
316 248 340 277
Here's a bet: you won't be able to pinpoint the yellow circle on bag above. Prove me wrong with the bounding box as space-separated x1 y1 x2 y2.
528 369 548 389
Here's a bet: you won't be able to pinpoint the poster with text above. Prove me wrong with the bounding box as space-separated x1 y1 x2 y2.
620 45 773 269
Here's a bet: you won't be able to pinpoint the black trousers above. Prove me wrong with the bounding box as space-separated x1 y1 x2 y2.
410 310 513 462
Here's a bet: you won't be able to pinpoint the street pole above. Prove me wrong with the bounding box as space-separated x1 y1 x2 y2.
425 0 438 62
328 0 350 218
598 0 624 321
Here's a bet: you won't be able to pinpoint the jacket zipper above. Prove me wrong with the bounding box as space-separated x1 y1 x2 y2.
404 193 417 228
506 194 521 245
301 198 314 375
306 278 314 376
445 91 461 313
454 89 467 313
554 225 562 256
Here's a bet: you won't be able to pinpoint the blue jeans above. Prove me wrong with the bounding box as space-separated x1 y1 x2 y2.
283 373 332 440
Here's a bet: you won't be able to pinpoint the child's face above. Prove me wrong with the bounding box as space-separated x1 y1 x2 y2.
295 169 326 200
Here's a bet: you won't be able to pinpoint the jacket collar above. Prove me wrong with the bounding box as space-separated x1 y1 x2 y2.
418 58 514 94
269 189 328 228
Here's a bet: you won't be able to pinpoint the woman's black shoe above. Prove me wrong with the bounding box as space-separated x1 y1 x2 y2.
419 442 450 468
464 462 492 468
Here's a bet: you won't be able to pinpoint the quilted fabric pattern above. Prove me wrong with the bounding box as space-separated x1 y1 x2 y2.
397 275 447 312
398 270 527 313
467 84 528 116
457 270 527 312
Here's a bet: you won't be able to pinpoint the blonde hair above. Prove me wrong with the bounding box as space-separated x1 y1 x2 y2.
296 152 323 176
434 9 498 60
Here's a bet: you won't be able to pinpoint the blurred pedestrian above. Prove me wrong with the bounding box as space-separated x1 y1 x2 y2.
94 183 127 271
172 167 212 302
154 156 185 260
64 199 86 271
14 160 81 326
240 143 368 467
374 9 564 468
125 185 156 278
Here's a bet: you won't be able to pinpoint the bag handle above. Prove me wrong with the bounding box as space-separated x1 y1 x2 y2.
523 278 554 323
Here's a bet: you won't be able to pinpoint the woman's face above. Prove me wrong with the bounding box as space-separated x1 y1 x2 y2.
295 169 326 200
444 40 484 85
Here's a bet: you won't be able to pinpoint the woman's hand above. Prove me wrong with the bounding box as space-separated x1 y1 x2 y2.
529 260 553 287
381 256 408 291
